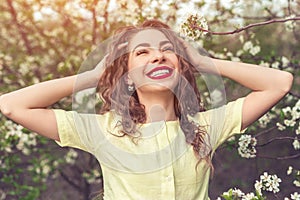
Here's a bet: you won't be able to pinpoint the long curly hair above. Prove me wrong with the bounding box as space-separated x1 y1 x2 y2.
97 19 212 165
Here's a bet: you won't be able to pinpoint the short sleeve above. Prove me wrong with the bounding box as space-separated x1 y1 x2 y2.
192 97 246 151
53 109 119 154
53 109 89 152
215 97 246 147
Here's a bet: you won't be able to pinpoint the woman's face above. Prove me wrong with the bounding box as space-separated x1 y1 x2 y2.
127 29 179 94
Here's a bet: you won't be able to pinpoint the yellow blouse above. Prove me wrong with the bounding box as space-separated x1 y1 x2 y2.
54 98 246 200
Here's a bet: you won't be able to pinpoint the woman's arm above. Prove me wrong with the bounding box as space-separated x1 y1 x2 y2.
212 58 293 130
181 39 293 130
0 69 99 141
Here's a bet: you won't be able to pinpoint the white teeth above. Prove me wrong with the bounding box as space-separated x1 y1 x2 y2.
150 69 170 77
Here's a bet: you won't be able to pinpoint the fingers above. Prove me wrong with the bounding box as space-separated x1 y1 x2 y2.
177 37 189 49
98 42 127 68
117 42 128 50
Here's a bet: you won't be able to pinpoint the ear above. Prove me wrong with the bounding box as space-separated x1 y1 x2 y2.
126 74 134 85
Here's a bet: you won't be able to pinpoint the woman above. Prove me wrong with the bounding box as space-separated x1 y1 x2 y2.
0 20 293 199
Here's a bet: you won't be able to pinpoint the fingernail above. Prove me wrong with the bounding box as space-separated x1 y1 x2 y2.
118 42 128 49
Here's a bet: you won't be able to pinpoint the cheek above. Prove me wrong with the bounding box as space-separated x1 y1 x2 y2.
127 54 133 71
128 64 146 84
171 55 179 69
128 55 144 70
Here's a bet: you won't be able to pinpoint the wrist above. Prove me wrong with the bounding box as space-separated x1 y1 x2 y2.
196 57 220 74
75 70 98 91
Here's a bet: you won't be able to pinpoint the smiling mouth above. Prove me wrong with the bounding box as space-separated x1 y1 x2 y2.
146 66 174 80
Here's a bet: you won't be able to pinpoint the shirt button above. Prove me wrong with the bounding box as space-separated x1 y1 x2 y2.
166 175 173 182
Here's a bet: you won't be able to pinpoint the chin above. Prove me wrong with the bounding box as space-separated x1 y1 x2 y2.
137 82 178 93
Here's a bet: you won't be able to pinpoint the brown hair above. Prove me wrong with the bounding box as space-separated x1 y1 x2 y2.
97 19 212 166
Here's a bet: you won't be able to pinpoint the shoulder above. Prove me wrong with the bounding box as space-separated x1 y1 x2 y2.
190 97 246 127
53 109 121 131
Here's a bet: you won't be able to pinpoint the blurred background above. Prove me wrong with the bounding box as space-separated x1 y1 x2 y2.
0 0 299 199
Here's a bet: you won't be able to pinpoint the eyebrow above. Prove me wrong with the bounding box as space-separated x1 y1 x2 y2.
132 40 172 52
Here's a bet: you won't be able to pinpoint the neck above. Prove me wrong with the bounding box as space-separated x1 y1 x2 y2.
136 90 177 123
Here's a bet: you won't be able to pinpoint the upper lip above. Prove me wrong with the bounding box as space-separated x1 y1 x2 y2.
146 66 174 76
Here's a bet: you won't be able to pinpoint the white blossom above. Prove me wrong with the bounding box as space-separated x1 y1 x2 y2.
238 134 257 158
259 61 270 68
281 56 290 67
249 45 261 56
287 166 293 175
243 41 253 51
232 188 245 197
19 63 30 75
285 15 297 32
296 124 300 135
65 149 78 164
284 119 296 127
280 100 300 135
276 122 286 131
258 172 281 194
22 148 30 156
227 136 236 142
222 188 245 198
230 56 241 62
236 49 244 57
4 121 23 138
42 164 51 175
260 172 271 182
4 146 12 153
282 106 292 115
239 35 244 43
242 41 260 55
291 192 300 200
271 61 280 69
293 180 300 187
179 10 208 41
258 112 275 128
292 138 300 150
82 169 101 184
254 180 263 195
242 192 257 200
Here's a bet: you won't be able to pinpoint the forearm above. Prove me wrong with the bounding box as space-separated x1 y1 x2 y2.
0 70 97 115
211 58 293 93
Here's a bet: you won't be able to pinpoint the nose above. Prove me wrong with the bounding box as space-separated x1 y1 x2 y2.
151 49 165 63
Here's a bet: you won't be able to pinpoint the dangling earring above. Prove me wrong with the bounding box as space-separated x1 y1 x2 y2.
127 75 134 92
128 84 134 92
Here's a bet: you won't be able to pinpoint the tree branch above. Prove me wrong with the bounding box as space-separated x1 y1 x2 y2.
91 0 99 44
6 0 32 54
193 16 300 35
254 126 277 138
102 0 111 36
257 136 298 147
59 170 82 191
257 153 300 160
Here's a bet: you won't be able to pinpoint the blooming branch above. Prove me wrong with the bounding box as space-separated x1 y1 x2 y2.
193 16 300 35
257 153 300 160
256 136 297 147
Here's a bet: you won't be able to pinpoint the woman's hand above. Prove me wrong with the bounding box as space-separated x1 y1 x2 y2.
89 54 108 86
91 42 127 84
179 38 216 74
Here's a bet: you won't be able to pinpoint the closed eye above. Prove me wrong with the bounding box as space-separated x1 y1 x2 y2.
136 49 149 56
162 45 174 52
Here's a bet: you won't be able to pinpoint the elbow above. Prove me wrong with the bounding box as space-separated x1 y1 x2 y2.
281 71 294 94
0 94 13 117
274 71 294 98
